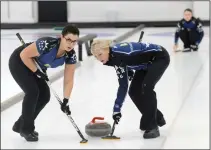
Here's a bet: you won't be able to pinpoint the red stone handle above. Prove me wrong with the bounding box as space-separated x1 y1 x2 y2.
91 117 104 123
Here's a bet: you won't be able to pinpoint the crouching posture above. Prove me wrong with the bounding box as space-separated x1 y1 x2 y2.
91 40 170 139
173 8 204 52
9 24 79 142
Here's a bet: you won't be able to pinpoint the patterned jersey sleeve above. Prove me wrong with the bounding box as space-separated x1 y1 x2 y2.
35 37 57 55
113 65 129 112
195 18 204 44
174 20 183 44
65 50 77 64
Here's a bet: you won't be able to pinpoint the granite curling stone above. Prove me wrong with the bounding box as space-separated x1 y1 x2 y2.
85 117 111 137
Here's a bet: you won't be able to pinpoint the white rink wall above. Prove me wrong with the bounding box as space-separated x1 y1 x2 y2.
1 1 209 23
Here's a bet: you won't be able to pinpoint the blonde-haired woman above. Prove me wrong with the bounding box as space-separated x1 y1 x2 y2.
91 40 170 139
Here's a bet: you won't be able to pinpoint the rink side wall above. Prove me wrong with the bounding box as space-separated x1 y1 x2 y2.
1 1 210 29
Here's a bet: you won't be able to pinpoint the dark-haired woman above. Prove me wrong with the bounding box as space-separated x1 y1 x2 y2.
9 24 79 142
173 8 204 52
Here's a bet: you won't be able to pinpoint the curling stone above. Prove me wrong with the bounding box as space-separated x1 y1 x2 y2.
85 117 111 137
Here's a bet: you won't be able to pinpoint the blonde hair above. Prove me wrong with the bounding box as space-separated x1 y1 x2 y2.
91 39 113 55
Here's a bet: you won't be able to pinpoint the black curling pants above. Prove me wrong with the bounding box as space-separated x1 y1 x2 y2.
179 29 200 48
9 45 50 134
128 48 170 130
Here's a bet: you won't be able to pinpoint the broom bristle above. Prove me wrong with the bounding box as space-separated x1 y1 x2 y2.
101 135 120 140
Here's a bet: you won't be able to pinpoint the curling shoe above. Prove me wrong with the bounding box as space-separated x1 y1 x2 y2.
20 132 39 142
140 116 166 131
12 123 39 136
143 128 160 139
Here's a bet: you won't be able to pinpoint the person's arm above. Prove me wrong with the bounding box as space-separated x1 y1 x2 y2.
60 51 77 115
174 21 182 45
63 63 75 99
113 65 129 112
63 51 77 99
20 37 53 72
196 18 204 45
20 42 40 72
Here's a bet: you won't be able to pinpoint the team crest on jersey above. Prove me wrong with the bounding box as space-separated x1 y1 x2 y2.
120 43 128 47
38 40 49 51
44 64 51 68
38 38 58 53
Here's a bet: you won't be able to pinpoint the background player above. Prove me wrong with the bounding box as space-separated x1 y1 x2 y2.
173 8 204 52
9 24 79 142
91 40 170 139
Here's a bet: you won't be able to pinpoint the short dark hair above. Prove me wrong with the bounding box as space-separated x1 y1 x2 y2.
62 24 80 36
184 8 192 13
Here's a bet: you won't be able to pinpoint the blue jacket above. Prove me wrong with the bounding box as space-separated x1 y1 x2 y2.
104 42 167 112
34 37 77 71
174 17 204 45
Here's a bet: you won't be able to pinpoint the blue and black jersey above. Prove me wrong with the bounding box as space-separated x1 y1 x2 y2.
34 37 77 71
104 42 168 112
174 17 204 44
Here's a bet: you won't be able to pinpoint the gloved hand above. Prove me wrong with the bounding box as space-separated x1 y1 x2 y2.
34 69 49 81
127 70 134 81
113 112 122 124
42 68 47 74
61 98 71 115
